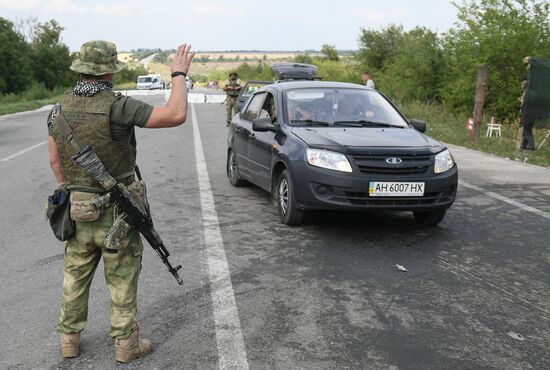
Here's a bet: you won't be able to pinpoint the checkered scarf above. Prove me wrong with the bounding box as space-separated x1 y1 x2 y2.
73 80 113 97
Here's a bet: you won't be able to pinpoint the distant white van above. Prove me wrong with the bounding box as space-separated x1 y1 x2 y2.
137 74 163 90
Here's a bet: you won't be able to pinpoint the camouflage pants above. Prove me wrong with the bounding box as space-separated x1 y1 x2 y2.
226 96 238 124
56 205 143 339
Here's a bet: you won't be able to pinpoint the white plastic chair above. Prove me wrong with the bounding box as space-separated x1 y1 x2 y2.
486 116 502 138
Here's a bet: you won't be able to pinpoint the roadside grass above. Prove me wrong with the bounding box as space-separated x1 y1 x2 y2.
1 80 137 116
398 101 550 168
0 97 62 115
114 82 136 90
0 83 67 115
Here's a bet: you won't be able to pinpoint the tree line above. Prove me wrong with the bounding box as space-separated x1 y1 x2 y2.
360 0 549 120
231 0 549 120
2 0 549 120
0 17 148 97
0 18 73 95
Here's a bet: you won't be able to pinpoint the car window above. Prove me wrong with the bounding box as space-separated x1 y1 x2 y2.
241 82 270 97
241 93 266 121
285 88 408 127
259 93 277 122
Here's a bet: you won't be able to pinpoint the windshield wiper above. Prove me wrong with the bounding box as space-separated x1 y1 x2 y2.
333 120 403 128
291 119 331 126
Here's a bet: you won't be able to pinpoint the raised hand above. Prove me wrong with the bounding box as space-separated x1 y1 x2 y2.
171 43 195 74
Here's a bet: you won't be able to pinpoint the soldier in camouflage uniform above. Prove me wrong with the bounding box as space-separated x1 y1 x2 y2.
48 40 194 363
223 72 242 126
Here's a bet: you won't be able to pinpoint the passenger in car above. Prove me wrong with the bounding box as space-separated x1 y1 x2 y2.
288 100 314 121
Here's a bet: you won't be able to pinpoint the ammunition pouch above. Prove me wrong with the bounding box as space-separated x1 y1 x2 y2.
69 191 110 222
46 188 75 241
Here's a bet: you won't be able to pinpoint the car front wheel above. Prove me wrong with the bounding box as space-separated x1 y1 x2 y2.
277 169 304 226
227 150 246 186
413 209 447 226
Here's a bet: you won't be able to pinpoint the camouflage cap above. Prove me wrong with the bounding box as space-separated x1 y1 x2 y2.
70 40 126 76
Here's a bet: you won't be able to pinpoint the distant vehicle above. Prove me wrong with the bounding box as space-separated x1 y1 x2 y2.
236 63 318 111
186 77 194 91
227 80 458 226
137 74 162 90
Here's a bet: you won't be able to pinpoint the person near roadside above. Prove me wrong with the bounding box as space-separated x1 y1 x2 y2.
362 71 375 89
223 72 242 126
47 40 194 363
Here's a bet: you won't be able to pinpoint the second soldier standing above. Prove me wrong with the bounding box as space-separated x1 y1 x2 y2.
223 72 242 126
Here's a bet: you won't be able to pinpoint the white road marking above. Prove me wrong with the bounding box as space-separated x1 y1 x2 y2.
460 180 550 220
191 104 249 369
0 141 47 162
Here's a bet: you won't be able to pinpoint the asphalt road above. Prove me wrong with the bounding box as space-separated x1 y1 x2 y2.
1 95 549 369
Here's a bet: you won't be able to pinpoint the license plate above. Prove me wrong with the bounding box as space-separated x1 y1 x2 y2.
369 182 425 197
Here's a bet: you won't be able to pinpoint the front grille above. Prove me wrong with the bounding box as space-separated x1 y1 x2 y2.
351 154 432 175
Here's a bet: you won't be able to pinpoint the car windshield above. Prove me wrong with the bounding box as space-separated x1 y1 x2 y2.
285 88 408 128
138 77 152 83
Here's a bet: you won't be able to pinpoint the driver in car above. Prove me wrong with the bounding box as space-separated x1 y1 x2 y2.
335 96 375 122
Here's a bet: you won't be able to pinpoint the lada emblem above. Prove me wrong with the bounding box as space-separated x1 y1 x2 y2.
386 157 402 165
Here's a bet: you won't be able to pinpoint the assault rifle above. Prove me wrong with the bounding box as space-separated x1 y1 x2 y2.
72 145 184 285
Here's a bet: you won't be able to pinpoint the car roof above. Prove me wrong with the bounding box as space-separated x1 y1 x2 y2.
262 80 372 93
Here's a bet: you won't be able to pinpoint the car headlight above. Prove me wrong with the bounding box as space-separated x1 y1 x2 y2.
306 148 352 172
434 149 455 174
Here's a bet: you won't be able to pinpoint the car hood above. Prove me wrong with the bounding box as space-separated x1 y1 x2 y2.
291 127 442 152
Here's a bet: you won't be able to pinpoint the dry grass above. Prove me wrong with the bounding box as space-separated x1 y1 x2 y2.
190 61 253 75
126 51 308 77
147 62 172 80
193 52 300 60
118 53 133 62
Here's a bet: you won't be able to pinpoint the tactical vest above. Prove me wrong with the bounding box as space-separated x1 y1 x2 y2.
225 79 241 97
52 90 136 192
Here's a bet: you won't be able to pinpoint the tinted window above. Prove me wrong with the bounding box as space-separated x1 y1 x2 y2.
285 88 408 127
242 93 265 121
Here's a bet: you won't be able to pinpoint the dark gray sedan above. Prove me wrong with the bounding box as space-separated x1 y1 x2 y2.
227 81 457 226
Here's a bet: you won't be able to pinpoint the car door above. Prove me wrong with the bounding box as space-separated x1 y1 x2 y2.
233 92 266 181
249 92 278 191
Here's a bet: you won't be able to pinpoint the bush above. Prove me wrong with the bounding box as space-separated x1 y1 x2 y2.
22 82 50 100
208 62 274 83
191 74 208 83
112 66 149 85
313 59 359 83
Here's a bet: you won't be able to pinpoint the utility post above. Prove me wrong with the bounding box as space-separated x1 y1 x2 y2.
472 64 488 142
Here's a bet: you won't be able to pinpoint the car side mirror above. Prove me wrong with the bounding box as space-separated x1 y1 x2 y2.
253 117 277 132
410 119 427 133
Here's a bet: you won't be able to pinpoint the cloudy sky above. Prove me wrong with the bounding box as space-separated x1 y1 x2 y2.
0 0 460 52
